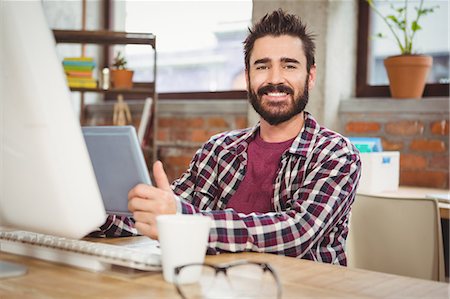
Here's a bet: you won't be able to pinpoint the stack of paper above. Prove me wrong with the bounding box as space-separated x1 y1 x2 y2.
62 57 97 88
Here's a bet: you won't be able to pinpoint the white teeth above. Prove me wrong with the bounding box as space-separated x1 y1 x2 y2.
267 92 287 97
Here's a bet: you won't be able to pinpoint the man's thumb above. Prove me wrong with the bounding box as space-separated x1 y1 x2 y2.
153 161 171 192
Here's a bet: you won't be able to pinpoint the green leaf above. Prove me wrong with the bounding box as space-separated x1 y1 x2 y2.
417 6 438 16
411 21 422 32
386 15 401 26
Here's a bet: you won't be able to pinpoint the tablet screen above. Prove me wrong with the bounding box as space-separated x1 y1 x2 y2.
82 126 152 216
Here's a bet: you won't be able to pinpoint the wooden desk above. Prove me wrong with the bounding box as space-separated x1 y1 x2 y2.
0 237 448 298
358 186 450 220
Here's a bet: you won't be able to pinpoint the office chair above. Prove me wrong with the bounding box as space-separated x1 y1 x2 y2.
346 194 445 282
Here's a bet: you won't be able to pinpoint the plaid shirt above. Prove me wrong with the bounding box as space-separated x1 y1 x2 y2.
99 112 360 265
173 112 360 265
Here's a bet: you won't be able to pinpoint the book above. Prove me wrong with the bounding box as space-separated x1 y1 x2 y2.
67 77 96 83
63 65 95 72
62 57 96 78
62 60 96 67
67 77 97 88
67 81 97 88
65 70 93 78
63 57 94 62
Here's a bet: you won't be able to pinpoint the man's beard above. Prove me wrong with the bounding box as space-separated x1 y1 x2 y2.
248 75 309 126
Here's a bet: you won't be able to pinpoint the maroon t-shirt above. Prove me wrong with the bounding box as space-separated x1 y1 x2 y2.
226 132 295 214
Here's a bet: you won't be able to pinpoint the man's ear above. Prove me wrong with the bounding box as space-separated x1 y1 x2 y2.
308 64 317 90
245 69 250 89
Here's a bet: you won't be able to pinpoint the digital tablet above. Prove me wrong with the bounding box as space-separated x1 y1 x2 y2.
82 126 152 216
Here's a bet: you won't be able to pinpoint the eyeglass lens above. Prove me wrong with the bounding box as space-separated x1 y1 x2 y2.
176 263 279 299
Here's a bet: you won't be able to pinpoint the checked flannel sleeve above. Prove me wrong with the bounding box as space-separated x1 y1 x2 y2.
88 214 139 237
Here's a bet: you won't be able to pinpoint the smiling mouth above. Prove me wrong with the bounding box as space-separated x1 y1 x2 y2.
266 92 288 97
257 84 294 99
263 92 291 102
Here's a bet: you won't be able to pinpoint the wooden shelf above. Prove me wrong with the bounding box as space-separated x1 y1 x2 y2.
53 29 158 163
53 30 156 48
69 85 154 94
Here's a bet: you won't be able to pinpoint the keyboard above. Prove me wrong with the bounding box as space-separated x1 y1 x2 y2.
0 230 161 272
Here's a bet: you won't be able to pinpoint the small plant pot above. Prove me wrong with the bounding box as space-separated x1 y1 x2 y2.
111 69 134 89
384 55 432 99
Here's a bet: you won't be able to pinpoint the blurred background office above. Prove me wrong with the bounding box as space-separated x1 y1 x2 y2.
42 0 448 187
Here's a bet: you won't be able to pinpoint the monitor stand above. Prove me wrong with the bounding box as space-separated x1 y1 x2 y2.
0 261 27 279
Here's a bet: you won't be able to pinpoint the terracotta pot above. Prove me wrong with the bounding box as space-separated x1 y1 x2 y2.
384 55 432 99
110 69 134 89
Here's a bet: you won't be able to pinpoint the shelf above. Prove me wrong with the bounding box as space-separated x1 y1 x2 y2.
53 29 158 163
69 85 154 94
53 30 156 48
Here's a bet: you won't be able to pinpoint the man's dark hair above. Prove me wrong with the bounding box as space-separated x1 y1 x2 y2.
243 9 316 72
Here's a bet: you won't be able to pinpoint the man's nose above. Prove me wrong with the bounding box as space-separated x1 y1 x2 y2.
267 65 285 85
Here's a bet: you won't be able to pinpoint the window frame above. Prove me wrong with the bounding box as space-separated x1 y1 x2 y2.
356 0 449 98
104 0 248 101
158 91 247 100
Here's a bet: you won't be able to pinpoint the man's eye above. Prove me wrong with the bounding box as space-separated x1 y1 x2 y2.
285 64 297 69
255 65 268 70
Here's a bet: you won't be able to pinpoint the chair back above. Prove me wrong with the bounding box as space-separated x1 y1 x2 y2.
347 194 445 281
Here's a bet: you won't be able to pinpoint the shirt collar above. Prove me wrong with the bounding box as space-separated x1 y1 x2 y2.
223 122 259 154
224 112 321 158
288 111 321 158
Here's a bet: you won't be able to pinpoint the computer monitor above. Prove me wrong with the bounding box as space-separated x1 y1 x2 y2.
0 1 107 276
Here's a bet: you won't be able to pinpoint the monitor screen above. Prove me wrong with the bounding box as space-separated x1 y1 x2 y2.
0 1 106 239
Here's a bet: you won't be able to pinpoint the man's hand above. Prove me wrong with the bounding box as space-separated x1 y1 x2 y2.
128 161 176 239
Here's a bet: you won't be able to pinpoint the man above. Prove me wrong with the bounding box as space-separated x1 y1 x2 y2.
103 9 361 265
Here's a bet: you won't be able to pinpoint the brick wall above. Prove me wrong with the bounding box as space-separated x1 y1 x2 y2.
85 98 448 189
340 98 449 189
84 99 249 182
156 100 248 182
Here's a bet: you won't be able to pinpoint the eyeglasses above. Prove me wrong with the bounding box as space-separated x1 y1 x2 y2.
173 260 282 299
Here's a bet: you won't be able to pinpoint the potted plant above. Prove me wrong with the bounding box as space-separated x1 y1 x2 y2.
367 0 437 99
110 51 134 89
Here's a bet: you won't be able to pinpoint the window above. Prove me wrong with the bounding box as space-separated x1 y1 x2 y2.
113 0 252 99
356 0 449 97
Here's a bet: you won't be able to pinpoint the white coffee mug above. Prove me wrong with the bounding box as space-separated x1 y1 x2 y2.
157 214 212 284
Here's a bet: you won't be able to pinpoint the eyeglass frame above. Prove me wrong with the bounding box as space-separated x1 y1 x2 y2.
173 259 282 299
